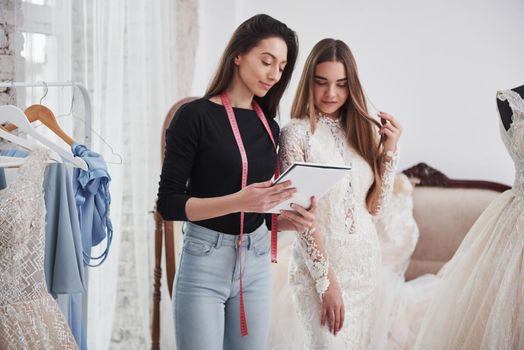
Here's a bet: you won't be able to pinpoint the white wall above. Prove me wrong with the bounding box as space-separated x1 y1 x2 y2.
193 0 524 186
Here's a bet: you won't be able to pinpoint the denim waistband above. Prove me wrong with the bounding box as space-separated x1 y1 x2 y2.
183 222 268 250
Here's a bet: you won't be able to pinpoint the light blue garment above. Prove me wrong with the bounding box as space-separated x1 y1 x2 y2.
43 163 86 296
174 222 272 350
44 164 88 350
44 163 88 350
0 149 29 158
71 142 113 267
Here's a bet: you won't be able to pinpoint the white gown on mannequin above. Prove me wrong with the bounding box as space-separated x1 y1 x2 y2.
414 90 524 350
276 115 398 349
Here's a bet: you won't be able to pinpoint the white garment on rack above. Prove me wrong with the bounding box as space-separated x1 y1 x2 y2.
0 148 77 349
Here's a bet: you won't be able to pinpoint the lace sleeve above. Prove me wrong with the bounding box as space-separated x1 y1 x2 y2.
373 149 399 215
279 122 305 172
296 227 331 299
279 122 331 300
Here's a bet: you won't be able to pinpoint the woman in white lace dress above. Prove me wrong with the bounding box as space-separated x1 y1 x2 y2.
278 38 401 349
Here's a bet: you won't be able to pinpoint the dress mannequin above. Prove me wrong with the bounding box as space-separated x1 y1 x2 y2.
497 84 524 131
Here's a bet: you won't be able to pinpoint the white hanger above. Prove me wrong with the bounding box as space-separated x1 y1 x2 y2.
0 105 88 170
0 115 63 166
0 128 62 166
0 125 36 151
0 155 58 168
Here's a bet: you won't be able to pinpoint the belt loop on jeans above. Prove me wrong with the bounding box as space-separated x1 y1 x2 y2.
215 233 223 249
247 234 252 251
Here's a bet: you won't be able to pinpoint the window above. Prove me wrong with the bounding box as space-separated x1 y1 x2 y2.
17 0 74 141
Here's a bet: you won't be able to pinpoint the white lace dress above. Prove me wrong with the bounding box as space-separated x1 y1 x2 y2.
0 148 78 350
414 90 524 350
278 115 398 349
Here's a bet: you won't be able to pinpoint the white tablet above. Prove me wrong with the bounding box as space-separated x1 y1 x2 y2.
266 162 351 213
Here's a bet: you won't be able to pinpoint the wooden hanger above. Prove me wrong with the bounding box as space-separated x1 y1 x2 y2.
4 104 74 145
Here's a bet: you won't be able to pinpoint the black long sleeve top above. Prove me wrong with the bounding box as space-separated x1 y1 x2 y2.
157 98 279 234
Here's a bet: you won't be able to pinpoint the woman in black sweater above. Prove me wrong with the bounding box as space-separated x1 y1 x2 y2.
157 14 316 350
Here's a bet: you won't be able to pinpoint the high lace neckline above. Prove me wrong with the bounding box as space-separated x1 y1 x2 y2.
316 112 341 128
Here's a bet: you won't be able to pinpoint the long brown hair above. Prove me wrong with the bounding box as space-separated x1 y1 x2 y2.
205 14 298 118
291 38 383 213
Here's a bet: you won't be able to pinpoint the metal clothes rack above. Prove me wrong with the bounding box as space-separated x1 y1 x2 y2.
0 81 93 148
0 80 95 342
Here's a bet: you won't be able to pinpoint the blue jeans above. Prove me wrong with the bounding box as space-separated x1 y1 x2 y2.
174 222 272 350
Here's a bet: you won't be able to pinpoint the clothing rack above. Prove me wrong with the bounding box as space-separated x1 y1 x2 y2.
0 80 97 347
0 81 93 148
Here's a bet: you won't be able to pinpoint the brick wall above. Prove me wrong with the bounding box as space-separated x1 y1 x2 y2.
0 0 23 105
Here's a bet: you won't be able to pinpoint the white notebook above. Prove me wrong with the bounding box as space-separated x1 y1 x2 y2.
266 162 351 214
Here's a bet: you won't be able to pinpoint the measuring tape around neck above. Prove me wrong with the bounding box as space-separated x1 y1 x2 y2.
220 92 279 337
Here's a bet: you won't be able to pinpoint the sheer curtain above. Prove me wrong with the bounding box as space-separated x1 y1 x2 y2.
71 1 181 349
14 0 198 347
74 2 126 349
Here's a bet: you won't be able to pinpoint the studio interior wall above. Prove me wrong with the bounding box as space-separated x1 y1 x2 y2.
193 0 524 185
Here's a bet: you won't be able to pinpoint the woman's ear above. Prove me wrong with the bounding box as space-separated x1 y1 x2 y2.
234 55 241 66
